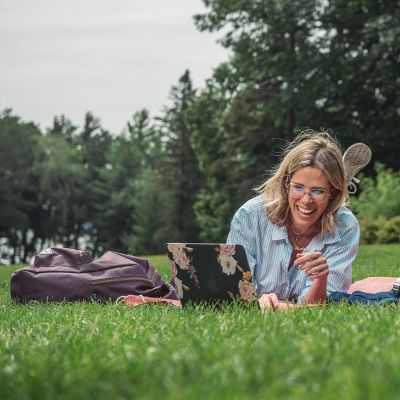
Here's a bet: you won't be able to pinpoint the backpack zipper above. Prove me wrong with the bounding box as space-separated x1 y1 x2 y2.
92 276 153 285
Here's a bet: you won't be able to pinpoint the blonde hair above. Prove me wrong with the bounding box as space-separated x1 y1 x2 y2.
257 130 347 235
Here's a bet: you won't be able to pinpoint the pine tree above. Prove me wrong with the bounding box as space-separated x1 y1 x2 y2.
158 70 204 242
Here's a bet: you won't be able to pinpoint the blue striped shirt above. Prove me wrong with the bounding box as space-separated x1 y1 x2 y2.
227 195 360 301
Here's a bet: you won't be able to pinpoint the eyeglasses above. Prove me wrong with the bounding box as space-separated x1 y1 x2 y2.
288 183 330 201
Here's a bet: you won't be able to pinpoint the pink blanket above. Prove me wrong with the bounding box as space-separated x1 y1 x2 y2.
347 277 397 293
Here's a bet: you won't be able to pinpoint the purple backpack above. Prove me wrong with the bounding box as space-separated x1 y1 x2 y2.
10 247 178 303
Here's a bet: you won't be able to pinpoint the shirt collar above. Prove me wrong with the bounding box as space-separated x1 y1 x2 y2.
271 224 288 241
307 228 341 251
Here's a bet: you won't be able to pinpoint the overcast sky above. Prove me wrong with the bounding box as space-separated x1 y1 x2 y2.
0 0 229 133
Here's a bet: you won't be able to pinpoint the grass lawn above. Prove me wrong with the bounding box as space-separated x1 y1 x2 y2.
1 244 400 400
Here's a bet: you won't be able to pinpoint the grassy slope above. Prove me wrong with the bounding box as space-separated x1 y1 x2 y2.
0 245 399 400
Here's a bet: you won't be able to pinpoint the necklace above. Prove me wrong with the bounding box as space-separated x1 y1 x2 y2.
288 227 310 251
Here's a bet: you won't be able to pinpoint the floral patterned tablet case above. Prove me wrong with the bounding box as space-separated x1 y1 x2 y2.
166 243 257 305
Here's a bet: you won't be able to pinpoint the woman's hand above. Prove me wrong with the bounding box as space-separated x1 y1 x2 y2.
294 251 328 280
258 293 298 311
258 293 279 311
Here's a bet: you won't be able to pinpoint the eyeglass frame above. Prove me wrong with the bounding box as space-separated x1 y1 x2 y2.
287 182 332 202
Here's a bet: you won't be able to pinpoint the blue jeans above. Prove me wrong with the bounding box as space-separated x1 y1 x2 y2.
327 290 399 304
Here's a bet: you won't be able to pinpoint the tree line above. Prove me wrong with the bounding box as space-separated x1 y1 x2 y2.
1 0 399 262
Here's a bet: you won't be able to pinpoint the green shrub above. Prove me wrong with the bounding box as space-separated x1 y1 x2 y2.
376 215 400 244
359 216 400 244
351 163 400 220
351 163 400 243
359 217 384 244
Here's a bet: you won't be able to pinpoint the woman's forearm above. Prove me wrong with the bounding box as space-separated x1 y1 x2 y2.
301 276 328 304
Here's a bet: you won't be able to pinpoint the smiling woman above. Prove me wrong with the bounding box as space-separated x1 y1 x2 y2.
227 131 362 311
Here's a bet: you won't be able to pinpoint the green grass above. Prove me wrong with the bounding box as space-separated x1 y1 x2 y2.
1 245 400 400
